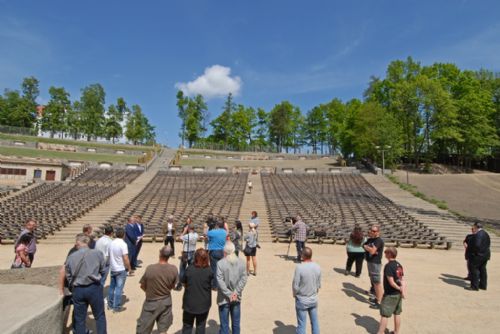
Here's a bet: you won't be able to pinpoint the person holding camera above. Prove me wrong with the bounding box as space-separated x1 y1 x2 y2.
291 216 309 263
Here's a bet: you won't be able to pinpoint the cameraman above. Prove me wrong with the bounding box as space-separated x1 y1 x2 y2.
291 216 309 263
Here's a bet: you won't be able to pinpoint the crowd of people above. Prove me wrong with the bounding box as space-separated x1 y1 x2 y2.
9 214 492 334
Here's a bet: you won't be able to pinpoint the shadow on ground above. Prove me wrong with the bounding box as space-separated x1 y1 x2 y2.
439 273 468 288
272 320 296 334
351 313 381 333
342 282 370 305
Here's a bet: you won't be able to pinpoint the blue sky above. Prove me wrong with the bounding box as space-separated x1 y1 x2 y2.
1 0 500 146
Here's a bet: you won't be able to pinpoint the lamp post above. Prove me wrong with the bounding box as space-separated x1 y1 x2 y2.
375 145 391 175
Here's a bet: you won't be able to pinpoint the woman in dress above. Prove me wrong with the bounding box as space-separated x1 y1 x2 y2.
244 222 258 275
181 248 213 334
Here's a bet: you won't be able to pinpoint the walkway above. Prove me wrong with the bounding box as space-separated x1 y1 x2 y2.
239 172 273 242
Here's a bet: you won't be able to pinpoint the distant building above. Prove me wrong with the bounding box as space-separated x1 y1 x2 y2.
0 155 70 185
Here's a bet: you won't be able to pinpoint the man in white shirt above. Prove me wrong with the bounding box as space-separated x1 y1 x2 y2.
95 225 114 286
108 227 131 313
175 225 199 290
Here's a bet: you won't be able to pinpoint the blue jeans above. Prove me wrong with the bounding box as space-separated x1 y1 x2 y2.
209 250 224 289
108 270 127 310
218 302 241 334
296 241 305 261
72 283 107 334
295 299 319 334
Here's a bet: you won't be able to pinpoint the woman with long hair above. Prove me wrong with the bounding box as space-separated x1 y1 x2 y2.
181 248 213 334
244 223 258 275
345 226 366 277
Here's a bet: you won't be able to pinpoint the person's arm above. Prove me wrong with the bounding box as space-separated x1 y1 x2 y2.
216 262 233 299
139 273 147 291
292 267 300 297
234 265 248 298
18 248 30 267
125 225 137 244
58 266 66 295
387 276 402 292
123 254 131 272
364 244 377 255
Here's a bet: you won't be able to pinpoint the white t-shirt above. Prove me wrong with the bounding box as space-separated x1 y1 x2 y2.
95 235 113 264
109 238 128 272
182 232 199 252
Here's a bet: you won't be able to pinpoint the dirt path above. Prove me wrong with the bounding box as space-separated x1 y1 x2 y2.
1 242 499 333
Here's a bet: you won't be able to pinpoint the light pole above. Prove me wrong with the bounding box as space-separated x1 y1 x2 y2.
375 145 391 175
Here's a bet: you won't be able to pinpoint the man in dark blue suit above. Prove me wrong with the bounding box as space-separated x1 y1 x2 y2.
466 222 491 291
125 217 138 271
134 215 145 268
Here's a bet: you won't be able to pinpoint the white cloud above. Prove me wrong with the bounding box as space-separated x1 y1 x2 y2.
175 65 242 99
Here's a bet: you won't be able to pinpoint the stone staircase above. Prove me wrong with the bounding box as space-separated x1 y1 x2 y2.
363 173 500 251
238 172 273 242
42 149 176 244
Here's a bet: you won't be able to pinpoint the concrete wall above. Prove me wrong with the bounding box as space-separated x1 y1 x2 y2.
0 284 63 334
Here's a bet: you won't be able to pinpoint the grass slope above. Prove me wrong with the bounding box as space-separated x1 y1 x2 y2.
0 146 139 164
0 133 154 152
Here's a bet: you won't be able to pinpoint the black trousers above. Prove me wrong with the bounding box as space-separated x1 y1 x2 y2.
182 311 209 334
470 256 488 289
345 252 365 276
164 236 175 254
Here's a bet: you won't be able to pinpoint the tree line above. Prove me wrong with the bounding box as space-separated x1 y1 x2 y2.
0 77 156 145
177 57 500 169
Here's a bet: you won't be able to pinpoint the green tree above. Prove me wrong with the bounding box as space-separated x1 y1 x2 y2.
253 108 269 148
210 93 235 146
304 106 327 154
229 105 256 149
184 94 207 147
176 91 189 147
42 86 71 138
269 101 300 152
454 71 499 169
79 84 106 141
352 102 403 168
104 98 127 143
66 101 82 140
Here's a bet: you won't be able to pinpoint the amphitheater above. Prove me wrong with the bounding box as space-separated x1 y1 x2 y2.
1 148 499 334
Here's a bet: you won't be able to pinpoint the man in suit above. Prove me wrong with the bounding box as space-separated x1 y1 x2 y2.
125 217 139 271
135 215 145 268
466 222 491 291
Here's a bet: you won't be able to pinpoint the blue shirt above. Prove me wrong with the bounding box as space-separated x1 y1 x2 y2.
207 229 227 251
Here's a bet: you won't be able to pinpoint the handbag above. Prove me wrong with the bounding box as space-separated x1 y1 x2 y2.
243 244 252 256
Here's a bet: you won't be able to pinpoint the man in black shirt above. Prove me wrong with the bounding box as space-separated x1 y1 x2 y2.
377 247 405 334
364 225 385 307
466 222 491 291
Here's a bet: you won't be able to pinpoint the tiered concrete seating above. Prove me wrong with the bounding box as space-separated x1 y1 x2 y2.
0 182 124 241
262 174 448 248
72 168 142 184
107 171 247 240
